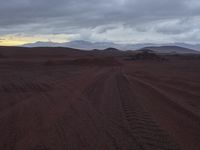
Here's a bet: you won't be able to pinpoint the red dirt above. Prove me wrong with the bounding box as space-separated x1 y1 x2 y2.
44 57 122 66
0 47 200 150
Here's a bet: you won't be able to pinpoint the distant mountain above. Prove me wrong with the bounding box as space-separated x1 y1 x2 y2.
23 40 120 50
22 40 160 50
142 46 200 54
23 41 62 47
103 47 120 52
171 43 200 51
23 40 200 53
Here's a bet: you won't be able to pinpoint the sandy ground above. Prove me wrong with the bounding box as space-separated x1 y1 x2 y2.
0 49 200 150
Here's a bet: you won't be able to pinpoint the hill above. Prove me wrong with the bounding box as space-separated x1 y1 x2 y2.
142 46 200 54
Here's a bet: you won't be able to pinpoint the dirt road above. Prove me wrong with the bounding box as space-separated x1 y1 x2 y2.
0 59 200 150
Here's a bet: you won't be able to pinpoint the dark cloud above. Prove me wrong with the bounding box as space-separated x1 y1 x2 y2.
0 0 200 43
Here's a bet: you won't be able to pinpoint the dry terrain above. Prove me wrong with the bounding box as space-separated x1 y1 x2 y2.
0 47 200 150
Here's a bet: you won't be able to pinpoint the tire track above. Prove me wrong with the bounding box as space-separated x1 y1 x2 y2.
131 73 200 98
131 74 200 112
126 74 200 124
0 82 52 93
116 72 180 150
82 67 142 150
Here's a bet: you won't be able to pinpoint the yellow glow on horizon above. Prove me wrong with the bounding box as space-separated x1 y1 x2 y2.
0 34 72 46
0 38 33 46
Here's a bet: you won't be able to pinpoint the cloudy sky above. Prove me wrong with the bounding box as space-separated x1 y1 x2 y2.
0 0 200 45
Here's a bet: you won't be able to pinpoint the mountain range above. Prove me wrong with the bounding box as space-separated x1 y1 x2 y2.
23 40 200 53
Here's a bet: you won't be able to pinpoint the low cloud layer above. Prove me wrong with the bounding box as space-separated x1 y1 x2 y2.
0 0 200 45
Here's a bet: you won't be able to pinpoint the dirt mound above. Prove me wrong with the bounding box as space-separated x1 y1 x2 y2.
129 50 167 61
0 46 87 58
45 57 122 66
71 57 122 66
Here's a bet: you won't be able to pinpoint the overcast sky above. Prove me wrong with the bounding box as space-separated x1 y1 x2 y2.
0 0 200 45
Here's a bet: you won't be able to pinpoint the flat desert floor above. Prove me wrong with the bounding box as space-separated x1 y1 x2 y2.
0 49 200 150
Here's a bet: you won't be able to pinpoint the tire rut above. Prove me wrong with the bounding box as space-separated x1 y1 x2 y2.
116 72 180 150
82 68 142 150
126 74 200 124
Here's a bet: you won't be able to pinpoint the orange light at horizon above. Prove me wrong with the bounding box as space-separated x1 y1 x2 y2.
0 34 71 46
0 39 29 46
